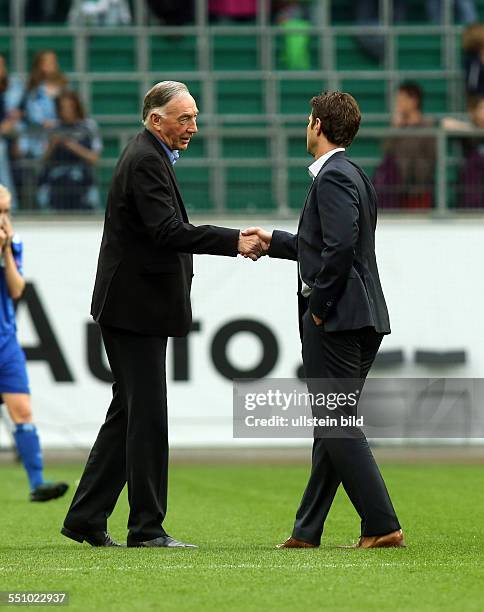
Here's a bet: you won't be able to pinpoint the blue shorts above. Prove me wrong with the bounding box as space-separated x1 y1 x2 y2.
0 333 30 395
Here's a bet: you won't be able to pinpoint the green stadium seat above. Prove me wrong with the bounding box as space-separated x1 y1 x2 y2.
88 36 136 72
0 0 9 25
150 35 198 72
0 37 9 64
26 35 74 72
279 79 326 115
225 167 275 211
348 136 382 158
479 0 484 20
397 34 443 70
184 136 205 158
216 80 264 114
212 34 259 71
97 164 114 204
91 81 139 115
287 135 311 158
341 79 387 114
335 34 380 71
100 135 121 160
288 166 310 210
221 136 268 158
175 165 213 211
414 79 449 113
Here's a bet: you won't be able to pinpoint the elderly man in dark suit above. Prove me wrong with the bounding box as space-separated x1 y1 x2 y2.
61 81 264 548
243 91 404 549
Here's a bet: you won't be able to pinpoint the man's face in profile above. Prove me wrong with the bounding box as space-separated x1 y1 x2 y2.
152 94 199 151
306 113 320 156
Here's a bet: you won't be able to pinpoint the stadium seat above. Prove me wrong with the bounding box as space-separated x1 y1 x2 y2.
26 34 74 72
216 80 264 114
221 136 268 158
288 166 310 210
100 135 121 160
397 34 443 70
279 79 326 115
0 0 8 25
212 34 259 70
418 79 449 113
0 37 9 64
225 166 275 211
340 79 387 114
91 81 139 115
174 165 213 211
335 34 380 70
88 36 136 72
150 35 198 72
348 136 382 159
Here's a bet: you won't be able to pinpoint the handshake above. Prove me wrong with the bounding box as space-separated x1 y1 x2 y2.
237 227 272 261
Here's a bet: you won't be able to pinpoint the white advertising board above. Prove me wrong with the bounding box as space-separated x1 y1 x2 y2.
3 217 482 448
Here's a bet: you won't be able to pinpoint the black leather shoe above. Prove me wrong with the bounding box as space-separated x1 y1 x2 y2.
61 526 124 547
127 535 198 548
30 482 69 502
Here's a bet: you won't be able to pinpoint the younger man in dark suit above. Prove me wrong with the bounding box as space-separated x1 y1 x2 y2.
243 91 404 549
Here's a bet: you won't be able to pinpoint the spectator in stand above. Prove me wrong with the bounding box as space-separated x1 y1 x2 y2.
145 0 194 25
209 0 257 23
37 91 102 211
355 0 477 64
373 82 436 209
462 23 484 96
0 54 23 209
68 0 132 26
442 96 484 208
16 50 67 208
273 1 312 70
24 0 71 23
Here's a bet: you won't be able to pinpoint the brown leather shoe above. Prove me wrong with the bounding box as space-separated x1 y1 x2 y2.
340 529 405 549
276 536 319 549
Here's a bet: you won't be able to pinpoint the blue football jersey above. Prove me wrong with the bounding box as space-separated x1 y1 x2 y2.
0 235 23 338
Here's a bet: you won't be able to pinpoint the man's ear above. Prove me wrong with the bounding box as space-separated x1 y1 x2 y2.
316 118 322 136
151 112 161 131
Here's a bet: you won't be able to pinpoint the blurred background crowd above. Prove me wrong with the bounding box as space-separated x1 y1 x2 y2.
0 0 483 213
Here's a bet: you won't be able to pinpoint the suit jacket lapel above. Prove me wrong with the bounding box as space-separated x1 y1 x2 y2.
297 152 346 234
159 154 189 222
144 129 189 222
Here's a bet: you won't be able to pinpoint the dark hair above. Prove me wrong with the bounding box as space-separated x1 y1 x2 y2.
398 81 423 110
27 50 67 91
55 90 85 120
310 91 361 147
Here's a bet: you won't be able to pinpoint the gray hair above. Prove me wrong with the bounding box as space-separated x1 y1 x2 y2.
142 81 189 125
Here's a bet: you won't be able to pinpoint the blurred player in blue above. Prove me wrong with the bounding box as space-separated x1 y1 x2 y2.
0 184 68 502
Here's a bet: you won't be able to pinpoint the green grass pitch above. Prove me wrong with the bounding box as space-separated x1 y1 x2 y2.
0 461 483 611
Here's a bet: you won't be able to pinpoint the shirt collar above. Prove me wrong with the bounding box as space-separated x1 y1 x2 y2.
157 137 179 166
308 147 345 179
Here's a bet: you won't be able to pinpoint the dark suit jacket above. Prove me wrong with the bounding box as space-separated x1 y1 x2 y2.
91 129 239 337
268 151 391 334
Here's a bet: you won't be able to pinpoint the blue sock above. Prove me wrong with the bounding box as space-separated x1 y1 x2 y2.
13 423 44 491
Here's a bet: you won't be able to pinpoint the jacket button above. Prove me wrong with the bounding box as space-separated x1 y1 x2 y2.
326 301 332 306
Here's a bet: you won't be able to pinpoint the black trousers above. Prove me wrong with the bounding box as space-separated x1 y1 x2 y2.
292 310 401 545
63 325 169 542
